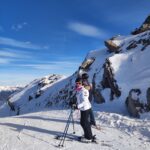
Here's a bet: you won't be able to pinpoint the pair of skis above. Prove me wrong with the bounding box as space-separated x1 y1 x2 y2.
55 134 98 144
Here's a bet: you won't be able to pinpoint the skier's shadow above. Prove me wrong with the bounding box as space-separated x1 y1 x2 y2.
0 114 79 137
0 122 62 135
0 121 79 143
15 115 79 124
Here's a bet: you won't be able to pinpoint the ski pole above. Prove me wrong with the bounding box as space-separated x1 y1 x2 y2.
58 109 73 147
58 112 71 146
61 110 73 146
71 108 75 134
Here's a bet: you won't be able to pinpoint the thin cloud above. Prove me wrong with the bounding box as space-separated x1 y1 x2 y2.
20 61 80 70
0 48 33 65
0 48 31 59
0 51 18 57
0 58 12 64
0 73 40 86
68 22 108 38
0 36 45 49
11 22 28 31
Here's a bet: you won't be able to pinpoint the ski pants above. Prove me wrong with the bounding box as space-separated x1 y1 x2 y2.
80 109 93 139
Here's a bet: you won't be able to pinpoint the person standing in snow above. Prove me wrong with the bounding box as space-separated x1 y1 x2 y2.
75 77 93 142
82 73 100 130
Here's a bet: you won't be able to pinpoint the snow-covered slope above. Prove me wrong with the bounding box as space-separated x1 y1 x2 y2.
110 31 150 94
0 109 149 150
0 74 66 116
108 31 150 106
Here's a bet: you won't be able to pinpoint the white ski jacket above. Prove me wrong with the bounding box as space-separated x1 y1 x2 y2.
76 86 91 111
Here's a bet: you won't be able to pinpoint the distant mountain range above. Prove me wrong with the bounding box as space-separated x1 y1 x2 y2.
0 86 23 106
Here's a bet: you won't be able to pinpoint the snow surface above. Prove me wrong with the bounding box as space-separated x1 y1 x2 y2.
0 107 150 150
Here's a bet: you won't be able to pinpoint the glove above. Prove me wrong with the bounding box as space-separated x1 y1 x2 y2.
71 104 78 110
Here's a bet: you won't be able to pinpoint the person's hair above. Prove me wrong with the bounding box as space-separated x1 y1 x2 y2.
82 73 89 79
75 77 82 84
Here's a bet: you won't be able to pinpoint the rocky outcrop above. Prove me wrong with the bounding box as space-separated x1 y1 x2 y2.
101 59 121 100
125 32 150 51
126 40 137 50
125 89 143 118
27 74 63 102
93 88 105 103
131 15 150 35
7 100 15 111
104 36 120 53
79 57 95 71
125 88 150 118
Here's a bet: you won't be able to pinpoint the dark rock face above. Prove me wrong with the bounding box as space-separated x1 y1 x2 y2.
93 88 105 103
125 32 150 52
126 41 137 50
131 15 150 35
92 73 105 104
125 89 142 118
125 88 150 118
101 59 121 100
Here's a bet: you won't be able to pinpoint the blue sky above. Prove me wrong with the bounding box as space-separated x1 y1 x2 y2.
0 0 150 86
